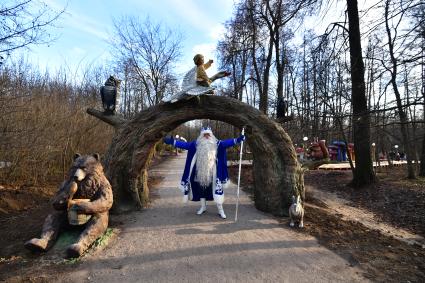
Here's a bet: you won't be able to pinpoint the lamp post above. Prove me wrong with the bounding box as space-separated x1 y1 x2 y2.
394 145 400 161
302 137 308 160
302 136 308 148
371 142 376 163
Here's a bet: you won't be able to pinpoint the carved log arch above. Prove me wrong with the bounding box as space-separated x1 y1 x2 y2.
87 95 304 216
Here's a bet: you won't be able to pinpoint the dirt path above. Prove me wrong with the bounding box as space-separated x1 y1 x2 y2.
38 154 368 282
308 185 425 248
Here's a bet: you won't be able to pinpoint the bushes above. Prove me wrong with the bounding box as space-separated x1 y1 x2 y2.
0 63 113 185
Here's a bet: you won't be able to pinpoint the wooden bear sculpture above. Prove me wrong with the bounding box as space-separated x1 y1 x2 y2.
24 154 113 258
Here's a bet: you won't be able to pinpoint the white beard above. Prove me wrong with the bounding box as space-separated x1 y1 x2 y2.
195 135 218 188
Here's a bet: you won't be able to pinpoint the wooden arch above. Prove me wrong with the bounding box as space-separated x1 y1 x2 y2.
87 95 304 216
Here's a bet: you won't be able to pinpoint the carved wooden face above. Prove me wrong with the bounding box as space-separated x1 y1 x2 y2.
71 154 101 182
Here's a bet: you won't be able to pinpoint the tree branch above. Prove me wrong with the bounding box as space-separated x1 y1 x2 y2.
86 108 127 128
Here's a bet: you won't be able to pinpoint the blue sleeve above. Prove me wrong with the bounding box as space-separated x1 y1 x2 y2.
174 140 192 150
219 138 237 149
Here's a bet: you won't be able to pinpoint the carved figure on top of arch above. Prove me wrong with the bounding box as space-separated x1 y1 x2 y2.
163 54 231 103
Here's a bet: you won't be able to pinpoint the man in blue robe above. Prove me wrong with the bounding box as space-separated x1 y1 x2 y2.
164 126 245 219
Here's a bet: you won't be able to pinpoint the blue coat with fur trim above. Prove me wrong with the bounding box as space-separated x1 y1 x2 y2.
173 138 240 203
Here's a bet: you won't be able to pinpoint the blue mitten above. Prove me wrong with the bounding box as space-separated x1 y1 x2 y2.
163 136 174 145
236 135 246 143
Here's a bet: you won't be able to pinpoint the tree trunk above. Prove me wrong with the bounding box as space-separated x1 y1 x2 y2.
420 41 425 176
420 131 425 176
347 0 376 187
87 95 303 216
275 31 284 102
259 36 274 114
384 0 416 179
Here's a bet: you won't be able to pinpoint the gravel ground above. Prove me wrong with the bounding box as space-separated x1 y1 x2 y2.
1 153 368 282
55 153 367 283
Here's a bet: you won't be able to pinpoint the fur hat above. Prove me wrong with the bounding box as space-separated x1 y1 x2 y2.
200 126 213 136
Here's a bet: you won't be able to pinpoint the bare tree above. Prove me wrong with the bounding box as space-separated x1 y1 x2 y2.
217 0 423 185
383 0 423 178
255 0 318 114
110 16 182 106
0 0 64 55
347 0 375 187
218 0 319 115
0 59 114 184
403 0 425 176
217 9 250 101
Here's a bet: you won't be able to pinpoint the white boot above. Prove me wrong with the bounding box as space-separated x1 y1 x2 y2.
217 204 226 219
197 198 207 215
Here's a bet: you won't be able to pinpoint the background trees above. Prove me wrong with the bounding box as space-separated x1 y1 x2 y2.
217 0 424 182
110 16 182 114
0 60 113 184
0 0 423 185
0 0 64 55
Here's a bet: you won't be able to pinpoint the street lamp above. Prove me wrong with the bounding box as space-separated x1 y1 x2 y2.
394 145 400 161
301 137 309 160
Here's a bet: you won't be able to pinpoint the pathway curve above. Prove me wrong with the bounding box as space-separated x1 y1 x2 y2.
308 185 425 247
58 153 368 282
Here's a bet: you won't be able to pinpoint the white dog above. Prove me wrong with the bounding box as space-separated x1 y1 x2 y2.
289 195 304 228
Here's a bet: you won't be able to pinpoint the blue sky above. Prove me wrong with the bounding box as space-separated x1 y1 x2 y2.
18 0 236 78
12 0 381 80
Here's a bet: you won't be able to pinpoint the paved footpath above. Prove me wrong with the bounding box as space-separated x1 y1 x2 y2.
60 153 368 283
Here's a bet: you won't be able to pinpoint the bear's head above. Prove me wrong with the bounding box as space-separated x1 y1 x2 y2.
70 153 104 182
52 153 105 210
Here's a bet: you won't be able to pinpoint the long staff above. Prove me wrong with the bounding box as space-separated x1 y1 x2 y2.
235 127 245 222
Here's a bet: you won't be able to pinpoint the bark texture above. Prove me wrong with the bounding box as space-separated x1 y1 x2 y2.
87 95 303 216
347 0 376 186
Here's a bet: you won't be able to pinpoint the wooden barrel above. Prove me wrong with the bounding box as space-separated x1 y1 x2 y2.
68 199 92 225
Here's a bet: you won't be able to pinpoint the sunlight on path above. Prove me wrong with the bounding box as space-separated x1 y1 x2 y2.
58 153 368 283
309 186 425 248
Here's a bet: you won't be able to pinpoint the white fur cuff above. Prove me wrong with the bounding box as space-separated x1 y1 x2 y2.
179 183 187 193
214 194 224 205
